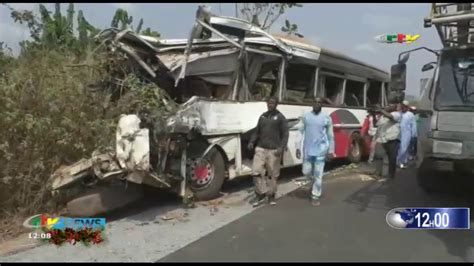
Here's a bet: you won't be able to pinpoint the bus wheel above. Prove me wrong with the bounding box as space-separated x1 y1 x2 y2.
348 133 363 163
186 144 226 201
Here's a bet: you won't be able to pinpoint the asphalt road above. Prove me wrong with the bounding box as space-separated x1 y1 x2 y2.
160 165 474 262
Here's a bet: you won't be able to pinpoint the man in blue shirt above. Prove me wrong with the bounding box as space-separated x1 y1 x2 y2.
397 101 416 168
409 106 419 161
297 98 335 206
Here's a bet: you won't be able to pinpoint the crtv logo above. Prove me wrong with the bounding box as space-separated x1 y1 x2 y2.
23 214 106 230
374 33 420 44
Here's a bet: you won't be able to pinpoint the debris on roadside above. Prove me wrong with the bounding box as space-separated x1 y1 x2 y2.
183 197 196 209
197 199 223 216
221 195 247 207
359 174 375 181
325 163 366 178
196 199 224 207
328 163 359 174
293 177 311 187
160 210 188 222
347 163 359 169
210 206 219 216
161 216 174 221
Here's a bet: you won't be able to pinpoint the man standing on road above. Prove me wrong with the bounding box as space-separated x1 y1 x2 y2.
297 98 335 207
397 101 416 169
375 104 402 180
409 106 419 161
247 97 289 207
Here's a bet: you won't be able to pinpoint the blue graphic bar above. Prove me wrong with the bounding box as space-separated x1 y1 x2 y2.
50 218 106 230
386 208 470 229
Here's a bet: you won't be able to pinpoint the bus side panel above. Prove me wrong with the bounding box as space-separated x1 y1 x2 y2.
333 127 352 158
329 109 365 158
334 128 370 159
283 129 304 167
186 101 367 162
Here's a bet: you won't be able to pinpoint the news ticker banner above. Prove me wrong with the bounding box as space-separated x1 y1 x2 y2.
386 208 470 229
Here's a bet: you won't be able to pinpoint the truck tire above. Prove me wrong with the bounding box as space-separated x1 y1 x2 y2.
417 159 442 194
348 132 363 163
187 142 226 201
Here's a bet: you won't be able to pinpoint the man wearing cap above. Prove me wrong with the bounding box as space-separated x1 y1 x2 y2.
397 100 416 168
375 103 402 180
297 98 335 206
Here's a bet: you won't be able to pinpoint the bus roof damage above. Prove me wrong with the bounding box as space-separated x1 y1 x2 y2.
98 7 387 107
95 6 388 134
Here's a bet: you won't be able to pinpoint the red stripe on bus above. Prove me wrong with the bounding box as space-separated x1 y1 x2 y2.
330 112 349 158
334 130 351 158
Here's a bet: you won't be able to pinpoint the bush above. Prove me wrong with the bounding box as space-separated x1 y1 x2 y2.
0 46 174 230
0 3 177 242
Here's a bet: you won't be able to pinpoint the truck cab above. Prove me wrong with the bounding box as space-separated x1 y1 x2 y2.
417 47 474 190
386 3 474 191
389 46 474 192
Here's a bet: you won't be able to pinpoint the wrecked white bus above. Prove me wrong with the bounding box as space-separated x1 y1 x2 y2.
51 9 390 214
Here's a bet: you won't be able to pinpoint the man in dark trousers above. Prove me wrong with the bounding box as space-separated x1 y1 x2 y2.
375 103 402 180
247 97 289 207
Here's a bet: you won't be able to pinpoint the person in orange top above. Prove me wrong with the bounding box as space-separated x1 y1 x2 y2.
362 108 381 163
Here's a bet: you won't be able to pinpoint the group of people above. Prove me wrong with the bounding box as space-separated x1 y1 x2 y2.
245 97 419 209
362 100 418 180
247 97 335 208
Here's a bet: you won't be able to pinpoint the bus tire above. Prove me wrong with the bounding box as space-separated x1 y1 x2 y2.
187 143 226 201
348 132 363 163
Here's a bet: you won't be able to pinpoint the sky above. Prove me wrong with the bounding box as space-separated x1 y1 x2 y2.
0 3 442 98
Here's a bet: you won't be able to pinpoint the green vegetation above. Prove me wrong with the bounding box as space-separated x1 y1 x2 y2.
0 3 299 241
237 3 303 37
0 3 167 241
